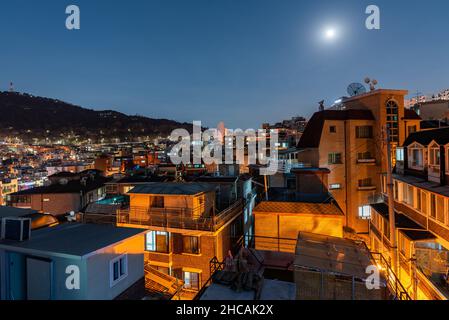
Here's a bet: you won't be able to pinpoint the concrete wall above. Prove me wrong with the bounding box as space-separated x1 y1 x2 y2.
254 212 344 252
86 234 145 300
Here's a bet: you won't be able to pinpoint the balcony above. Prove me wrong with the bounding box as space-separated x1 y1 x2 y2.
117 200 243 232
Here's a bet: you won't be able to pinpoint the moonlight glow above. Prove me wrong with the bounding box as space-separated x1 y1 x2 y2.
324 28 337 40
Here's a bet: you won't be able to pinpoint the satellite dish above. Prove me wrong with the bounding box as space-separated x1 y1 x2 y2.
347 83 367 97
364 77 371 84
372 79 378 85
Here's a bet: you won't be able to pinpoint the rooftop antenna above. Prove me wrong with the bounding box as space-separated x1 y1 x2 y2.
318 100 325 112
9 81 14 92
364 77 378 91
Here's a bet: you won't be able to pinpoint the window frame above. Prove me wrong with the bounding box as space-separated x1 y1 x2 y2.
110 254 128 287
328 153 343 165
146 231 170 253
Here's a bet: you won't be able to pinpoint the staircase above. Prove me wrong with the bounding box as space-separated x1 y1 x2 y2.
144 264 184 297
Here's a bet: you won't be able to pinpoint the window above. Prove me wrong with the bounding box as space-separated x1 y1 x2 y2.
356 126 373 139
358 178 373 188
429 145 440 167
183 236 200 254
403 185 414 206
437 196 445 224
152 196 165 208
409 146 424 168
110 254 128 287
184 271 200 291
329 126 337 133
394 181 399 200
358 205 372 219
447 146 449 174
328 153 342 164
416 189 421 211
357 152 373 161
421 191 428 216
396 148 404 162
408 125 417 136
146 231 170 253
386 100 399 143
430 194 437 219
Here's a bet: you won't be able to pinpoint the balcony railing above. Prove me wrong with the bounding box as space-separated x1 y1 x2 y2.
117 200 243 232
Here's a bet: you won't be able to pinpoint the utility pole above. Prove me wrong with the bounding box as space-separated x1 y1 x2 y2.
385 126 398 275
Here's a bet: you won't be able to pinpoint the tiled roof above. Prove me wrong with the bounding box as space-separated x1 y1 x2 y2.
403 127 449 147
404 109 421 120
297 110 375 148
254 201 343 216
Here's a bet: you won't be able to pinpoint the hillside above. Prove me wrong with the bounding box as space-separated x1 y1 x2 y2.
0 91 191 142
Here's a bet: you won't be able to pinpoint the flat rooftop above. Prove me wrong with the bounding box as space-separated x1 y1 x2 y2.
0 206 38 218
294 232 375 280
0 223 144 258
127 182 216 195
200 279 296 300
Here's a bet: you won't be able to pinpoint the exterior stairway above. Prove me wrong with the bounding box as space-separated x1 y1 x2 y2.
144 264 184 297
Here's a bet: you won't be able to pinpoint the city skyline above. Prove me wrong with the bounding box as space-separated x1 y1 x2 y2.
1 0 449 128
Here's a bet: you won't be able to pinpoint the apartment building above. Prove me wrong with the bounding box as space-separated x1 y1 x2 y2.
6 170 110 216
0 178 18 206
370 127 449 300
0 223 146 300
253 167 345 253
297 89 421 234
116 182 245 299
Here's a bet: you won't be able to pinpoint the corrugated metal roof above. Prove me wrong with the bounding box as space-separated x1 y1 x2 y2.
294 232 374 280
254 201 343 216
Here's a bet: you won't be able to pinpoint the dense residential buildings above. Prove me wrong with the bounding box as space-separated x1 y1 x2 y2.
297 89 421 235
7 170 109 217
368 126 449 300
116 180 251 299
0 223 146 300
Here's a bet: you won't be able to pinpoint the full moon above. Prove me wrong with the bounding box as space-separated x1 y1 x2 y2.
325 28 336 39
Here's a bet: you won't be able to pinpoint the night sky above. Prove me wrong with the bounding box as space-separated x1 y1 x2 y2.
1 0 448 128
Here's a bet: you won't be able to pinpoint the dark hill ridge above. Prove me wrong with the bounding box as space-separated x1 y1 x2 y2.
0 91 191 141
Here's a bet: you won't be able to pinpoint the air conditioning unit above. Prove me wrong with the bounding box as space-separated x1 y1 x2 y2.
1 217 31 241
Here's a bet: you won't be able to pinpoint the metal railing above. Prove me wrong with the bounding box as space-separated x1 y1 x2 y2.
370 252 412 300
117 200 243 231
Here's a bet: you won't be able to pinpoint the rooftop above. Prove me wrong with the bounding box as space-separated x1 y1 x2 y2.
10 177 111 195
254 201 343 216
127 182 216 196
294 232 375 280
393 174 449 197
403 126 449 147
297 109 375 149
0 223 144 258
370 202 430 230
0 206 37 218
199 279 296 300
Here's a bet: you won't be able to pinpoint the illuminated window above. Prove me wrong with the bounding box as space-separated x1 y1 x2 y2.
146 231 169 253
386 100 399 143
358 205 372 219
184 271 200 291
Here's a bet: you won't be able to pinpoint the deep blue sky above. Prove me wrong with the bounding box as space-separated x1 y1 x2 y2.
1 0 448 128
